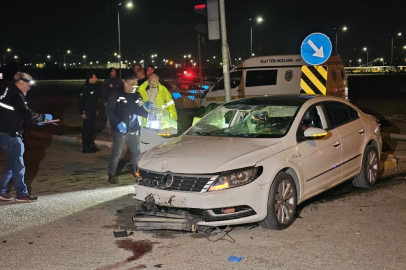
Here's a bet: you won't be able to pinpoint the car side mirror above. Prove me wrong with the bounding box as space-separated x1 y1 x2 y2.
304 127 328 139
158 127 178 138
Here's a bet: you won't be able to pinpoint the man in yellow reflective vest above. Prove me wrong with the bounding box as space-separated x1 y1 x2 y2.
137 73 177 121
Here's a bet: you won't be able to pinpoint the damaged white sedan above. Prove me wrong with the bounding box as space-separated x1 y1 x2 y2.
135 95 382 230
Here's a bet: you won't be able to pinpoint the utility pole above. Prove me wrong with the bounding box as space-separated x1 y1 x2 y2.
118 10 122 78
197 33 203 87
219 0 231 103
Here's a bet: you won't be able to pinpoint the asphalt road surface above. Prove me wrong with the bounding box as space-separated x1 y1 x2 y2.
1 138 406 270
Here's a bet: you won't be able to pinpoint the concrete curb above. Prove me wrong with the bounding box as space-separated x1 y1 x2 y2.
27 131 399 173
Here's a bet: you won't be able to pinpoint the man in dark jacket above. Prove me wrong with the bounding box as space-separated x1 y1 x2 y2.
106 75 152 184
101 67 123 107
0 72 53 202
101 67 123 131
78 73 100 153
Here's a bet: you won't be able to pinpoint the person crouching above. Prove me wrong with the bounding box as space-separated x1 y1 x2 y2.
106 75 152 184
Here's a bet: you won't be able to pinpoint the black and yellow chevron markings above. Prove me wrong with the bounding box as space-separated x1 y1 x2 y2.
300 65 327 95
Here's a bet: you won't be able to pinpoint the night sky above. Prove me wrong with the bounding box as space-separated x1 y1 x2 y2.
2 0 405 66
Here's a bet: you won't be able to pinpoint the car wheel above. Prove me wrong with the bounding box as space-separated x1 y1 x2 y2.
260 172 297 230
352 145 379 188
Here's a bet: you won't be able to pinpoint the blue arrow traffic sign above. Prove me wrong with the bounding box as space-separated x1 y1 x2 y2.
300 33 332 65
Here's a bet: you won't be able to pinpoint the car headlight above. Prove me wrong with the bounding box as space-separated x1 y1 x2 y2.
208 167 262 192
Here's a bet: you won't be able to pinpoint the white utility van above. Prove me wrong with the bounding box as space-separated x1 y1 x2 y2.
200 54 348 107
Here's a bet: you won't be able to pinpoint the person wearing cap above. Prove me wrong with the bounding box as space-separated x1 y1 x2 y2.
78 73 100 153
0 72 53 202
106 75 151 184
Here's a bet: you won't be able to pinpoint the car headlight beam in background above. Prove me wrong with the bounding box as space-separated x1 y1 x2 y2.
208 166 262 191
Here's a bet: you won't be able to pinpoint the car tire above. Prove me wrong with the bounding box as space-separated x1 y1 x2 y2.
260 172 297 230
352 145 379 188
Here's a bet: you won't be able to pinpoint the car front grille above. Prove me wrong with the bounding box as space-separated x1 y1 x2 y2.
138 169 215 192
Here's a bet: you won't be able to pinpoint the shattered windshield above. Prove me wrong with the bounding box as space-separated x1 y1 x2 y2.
145 107 178 130
187 103 299 138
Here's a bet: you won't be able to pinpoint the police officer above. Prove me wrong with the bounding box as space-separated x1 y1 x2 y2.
101 67 123 131
78 73 100 153
101 67 123 107
0 72 53 202
106 75 152 184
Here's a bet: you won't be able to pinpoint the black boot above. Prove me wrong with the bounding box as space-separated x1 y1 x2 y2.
82 143 96 153
90 141 101 152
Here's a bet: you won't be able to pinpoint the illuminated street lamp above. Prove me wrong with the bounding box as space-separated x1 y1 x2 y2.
2 48 12 66
14 55 18 63
250 17 263 56
47 55 51 65
83 55 86 67
64 50 71 67
363 47 369 66
358 58 362 66
117 1 133 78
390 32 402 68
334 26 348 54
380 58 384 67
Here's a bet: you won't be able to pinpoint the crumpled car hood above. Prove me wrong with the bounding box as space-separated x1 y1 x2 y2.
138 135 284 174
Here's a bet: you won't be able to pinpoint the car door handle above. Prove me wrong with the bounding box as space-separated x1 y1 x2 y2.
141 141 149 145
332 141 341 147
358 129 365 134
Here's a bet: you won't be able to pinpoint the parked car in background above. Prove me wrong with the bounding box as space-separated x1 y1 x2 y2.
161 81 209 109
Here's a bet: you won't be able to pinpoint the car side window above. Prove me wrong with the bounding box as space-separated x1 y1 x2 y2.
346 105 360 120
212 71 242 91
246 70 277 87
297 105 326 141
324 102 351 128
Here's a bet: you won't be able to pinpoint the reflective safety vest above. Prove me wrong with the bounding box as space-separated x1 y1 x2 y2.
137 81 178 121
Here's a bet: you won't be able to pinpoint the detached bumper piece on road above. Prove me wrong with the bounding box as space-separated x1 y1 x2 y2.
133 195 256 232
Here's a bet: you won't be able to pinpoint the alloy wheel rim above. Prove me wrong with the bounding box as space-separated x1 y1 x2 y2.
367 151 378 184
275 180 296 224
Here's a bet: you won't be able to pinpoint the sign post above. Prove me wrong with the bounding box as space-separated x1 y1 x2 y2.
300 33 332 96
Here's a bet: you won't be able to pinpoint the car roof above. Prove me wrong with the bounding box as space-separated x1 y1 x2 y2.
225 94 318 107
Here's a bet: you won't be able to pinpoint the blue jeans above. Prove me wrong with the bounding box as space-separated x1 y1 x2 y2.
108 131 140 175
0 133 28 196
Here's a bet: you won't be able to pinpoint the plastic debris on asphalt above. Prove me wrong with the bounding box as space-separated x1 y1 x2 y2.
228 256 244 263
113 230 128 237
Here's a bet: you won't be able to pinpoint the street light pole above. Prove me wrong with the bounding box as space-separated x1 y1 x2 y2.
391 32 402 70
118 9 122 78
391 37 393 68
64 50 71 68
335 31 338 54
249 17 262 57
250 24 253 57
335 26 347 54
363 47 368 66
